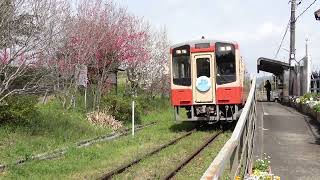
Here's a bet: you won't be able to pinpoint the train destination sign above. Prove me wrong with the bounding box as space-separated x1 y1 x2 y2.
196 76 211 92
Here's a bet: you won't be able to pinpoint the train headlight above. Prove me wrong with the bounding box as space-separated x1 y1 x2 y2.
219 46 233 52
219 47 226 51
176 50 182 54
182 49 187 54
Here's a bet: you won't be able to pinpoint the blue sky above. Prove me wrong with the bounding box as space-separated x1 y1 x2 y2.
118 0 320 75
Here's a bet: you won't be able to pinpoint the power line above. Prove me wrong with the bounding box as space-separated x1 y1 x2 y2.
274 0 317 59
274 19 290 59
296 0 318 21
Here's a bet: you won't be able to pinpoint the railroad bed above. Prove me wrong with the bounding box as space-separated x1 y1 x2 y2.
98 124 232 180
1 118 232 179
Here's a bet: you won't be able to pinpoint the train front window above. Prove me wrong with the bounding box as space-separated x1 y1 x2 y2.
172 56 191 86
215 43 236 85
197 58 210 78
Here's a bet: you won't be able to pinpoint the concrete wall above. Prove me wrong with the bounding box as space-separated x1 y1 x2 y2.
291 55 311 96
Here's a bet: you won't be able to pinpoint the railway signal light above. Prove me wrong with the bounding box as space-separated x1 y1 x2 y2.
315 9 320 21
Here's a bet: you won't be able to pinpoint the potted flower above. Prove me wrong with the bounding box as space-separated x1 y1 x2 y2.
245 154 280 180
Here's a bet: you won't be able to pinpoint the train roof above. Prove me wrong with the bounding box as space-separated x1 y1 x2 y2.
170 39 238 49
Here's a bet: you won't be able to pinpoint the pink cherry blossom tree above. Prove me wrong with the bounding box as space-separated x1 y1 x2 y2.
55 0 151 109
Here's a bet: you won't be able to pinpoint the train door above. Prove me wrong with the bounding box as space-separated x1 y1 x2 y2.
193 54 215 103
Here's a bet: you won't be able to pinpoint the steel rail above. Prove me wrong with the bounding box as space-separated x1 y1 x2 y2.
77 121 157 147
98 129 197 180
201 76 257 180
163 131 222 180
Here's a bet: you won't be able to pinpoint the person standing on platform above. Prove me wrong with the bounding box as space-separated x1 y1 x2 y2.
264 80 272 102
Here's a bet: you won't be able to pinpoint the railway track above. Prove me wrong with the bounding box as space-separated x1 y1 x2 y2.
163 131 222 180
0 121 158 173
98 129 223 180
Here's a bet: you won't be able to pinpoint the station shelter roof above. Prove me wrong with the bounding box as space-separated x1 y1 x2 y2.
257 57 290 76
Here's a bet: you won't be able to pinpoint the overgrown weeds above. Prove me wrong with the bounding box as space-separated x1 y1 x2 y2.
0 98 111 164
0 95 38 124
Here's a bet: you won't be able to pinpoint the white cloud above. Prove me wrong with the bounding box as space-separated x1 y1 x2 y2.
216 22 282 43
258 22 283 38
118 0 320 74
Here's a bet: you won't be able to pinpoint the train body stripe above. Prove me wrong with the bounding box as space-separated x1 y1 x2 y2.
171 89 193 106
190 45 215 53
216 86 243 104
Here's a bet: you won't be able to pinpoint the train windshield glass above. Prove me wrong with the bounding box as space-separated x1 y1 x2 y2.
215 43 236 85
197 58 210 77
172 56 191 86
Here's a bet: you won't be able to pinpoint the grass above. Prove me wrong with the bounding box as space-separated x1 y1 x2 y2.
1 102 195 179
0 97 230 179
0 100 112 165
174 132 231 179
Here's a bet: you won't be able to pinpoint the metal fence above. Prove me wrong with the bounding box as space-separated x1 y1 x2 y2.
201 76 257 180
310 78 320 93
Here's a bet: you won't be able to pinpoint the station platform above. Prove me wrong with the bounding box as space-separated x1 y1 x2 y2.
254 102 320 179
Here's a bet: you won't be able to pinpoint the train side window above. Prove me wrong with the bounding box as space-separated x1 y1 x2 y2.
197 58 210 78
215 42 236 85
172 56 191 86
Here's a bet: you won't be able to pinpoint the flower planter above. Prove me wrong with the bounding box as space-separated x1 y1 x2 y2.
310 108 317 119
301 104 308 114
296 103 302 112
247 154 281 180
289 100 294 108
317 112 320 124
293 102 297 109
246 166 280 180
307 105 315 116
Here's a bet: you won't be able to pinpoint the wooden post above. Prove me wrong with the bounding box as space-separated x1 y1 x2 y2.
42 90 48 104
84 87 87 110
132 100 135 136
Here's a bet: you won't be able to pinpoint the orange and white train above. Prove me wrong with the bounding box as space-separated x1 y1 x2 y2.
170 38 250 122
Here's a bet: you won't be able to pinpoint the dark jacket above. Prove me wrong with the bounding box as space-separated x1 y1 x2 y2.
264 82 271 92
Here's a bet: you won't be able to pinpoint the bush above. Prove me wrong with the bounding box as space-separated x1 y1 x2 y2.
299 93 319 104
135 95 170 113
0 95 38 124
100 94 141 124
100 93 169 124
135 96 153 113
313 103 320 112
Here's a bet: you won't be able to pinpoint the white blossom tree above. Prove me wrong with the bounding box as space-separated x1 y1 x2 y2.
126 27 170 98
0 0 70 102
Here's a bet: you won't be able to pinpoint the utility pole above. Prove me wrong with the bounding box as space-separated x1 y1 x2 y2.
290 0 296 64
289 0 296 95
